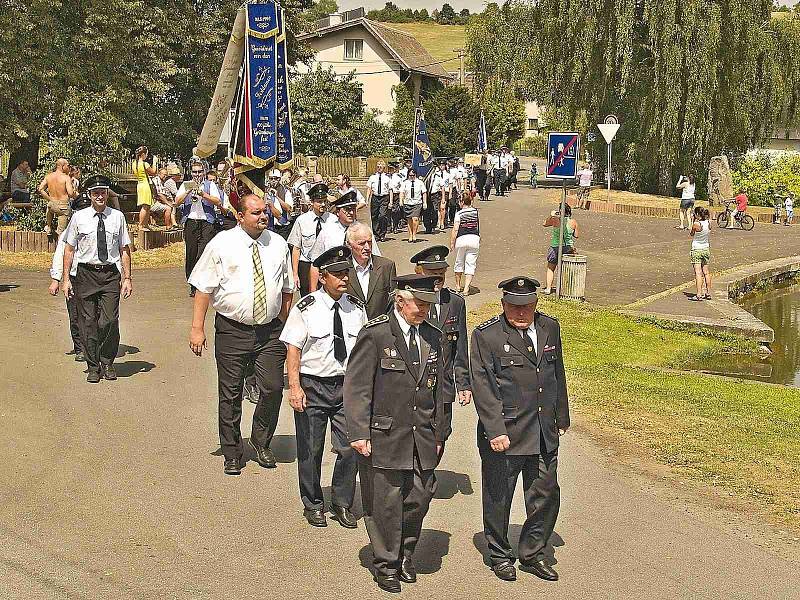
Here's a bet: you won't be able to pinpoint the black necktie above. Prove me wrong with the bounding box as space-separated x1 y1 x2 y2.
429 303 439 324
408 326 420 372
377 174 382 195
96 212 108 262
315 215 322 236
333 301 346 363
522 330 536 359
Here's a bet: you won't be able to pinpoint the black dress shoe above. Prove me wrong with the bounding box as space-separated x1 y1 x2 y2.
75 352 86 362
491 561 517 581
87 371 101 384
330 505 357 529
102 364 117 380
248 439 277 468
373 574 401 593
398 557 417 583
223 458 241 475
303 508 327 527
520 559 558 581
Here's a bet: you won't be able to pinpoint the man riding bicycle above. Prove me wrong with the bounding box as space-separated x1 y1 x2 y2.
728 189 748 229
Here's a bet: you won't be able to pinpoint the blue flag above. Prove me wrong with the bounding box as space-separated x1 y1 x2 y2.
412 108 433 178
477 111 488 153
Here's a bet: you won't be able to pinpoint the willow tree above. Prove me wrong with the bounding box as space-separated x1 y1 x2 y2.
467 0 800 194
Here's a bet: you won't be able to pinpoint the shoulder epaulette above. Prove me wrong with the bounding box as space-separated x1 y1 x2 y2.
297 295 315 311
364 314 389 328
424 318 443 332
476 315 500 330
347 293 364 308
535 311 558 323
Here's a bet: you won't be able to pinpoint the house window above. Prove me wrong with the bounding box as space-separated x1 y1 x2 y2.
527 118 539 130
344 39 364 61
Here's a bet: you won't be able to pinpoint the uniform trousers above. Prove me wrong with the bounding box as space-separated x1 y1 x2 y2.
391 201 404 232
294 374 357 510
423 194 440 232
184 218 216 282
494 169 507 196
447 188 460 225
360 449 436 576
66 295 83 354
480 444 560 566
74 264 121 374
214 314 286 461
297 260 312 298
370 194 389 239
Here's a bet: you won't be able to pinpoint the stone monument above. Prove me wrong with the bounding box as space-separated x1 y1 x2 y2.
708 156 734 206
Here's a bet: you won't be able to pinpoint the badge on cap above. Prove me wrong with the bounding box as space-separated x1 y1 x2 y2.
384 348 391 356
391 349 397 357
504 344 510 352
518 279 524 287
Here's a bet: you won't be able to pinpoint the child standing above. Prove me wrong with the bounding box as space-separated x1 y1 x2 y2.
785 194 794 226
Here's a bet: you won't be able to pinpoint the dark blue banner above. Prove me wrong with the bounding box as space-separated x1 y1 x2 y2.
275 7 294 169
412 108 433 178
243 1 278 165
477 111 488 153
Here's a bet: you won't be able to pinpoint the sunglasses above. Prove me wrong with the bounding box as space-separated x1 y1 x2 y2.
191 170 204 175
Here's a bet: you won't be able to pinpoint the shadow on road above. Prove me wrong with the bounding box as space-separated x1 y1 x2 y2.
116 344 140 357
114 360 156 377
434 470 474 499
0 284 20 292
269 434 297 463
472 528 565 567
359 529 451 575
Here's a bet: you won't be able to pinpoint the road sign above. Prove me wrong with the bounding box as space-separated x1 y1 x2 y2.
546 132 580 179
587 131 597 143
603 114 619 125
598 123 620 144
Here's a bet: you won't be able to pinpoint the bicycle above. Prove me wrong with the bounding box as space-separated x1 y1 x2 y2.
716 199 754 231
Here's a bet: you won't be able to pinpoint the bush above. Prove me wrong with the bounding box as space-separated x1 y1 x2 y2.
514 134 546 157
6 198 47 231
731 152 800 206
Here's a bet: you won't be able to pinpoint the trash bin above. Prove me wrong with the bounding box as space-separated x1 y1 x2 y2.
560 254 587 301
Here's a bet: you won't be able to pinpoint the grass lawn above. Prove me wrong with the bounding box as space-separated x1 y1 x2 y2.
388 22 465 71
469 298 800 527
0 242 186 272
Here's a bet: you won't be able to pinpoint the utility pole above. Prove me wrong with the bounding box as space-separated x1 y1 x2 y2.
453 48 465 86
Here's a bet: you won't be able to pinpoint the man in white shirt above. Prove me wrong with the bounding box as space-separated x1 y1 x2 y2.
388 162 404 234
367 161 392 242
287 182 335 296
267 168 294 239
281 245 367 529
575 164 593 210
176 160 224 296
188 194 295 476
400 169 426 243
499 147 513 195
61 175 133 383
308 190 381 291
398 159 411 181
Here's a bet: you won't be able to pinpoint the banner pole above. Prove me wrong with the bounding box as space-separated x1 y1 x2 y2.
556 179 566 299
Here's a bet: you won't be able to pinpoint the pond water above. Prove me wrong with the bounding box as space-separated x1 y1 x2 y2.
691 285 800 387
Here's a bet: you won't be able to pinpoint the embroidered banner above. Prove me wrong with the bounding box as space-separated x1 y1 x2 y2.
412 108 433 178
275 7 294 169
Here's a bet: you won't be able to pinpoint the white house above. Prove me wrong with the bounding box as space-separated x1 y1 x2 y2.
297 16 451 122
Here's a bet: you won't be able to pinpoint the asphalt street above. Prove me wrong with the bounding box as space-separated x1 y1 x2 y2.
1 185 799 599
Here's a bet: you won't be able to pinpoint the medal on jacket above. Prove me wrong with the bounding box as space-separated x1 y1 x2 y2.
504 344 510 352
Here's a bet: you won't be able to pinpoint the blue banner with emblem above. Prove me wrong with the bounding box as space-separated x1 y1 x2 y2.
412 108 433 178
477 111 488 153
274 7 294 169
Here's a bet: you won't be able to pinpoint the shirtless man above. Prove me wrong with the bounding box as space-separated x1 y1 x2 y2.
39 158 76 235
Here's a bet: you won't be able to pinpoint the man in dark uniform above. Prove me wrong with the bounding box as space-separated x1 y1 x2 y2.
411 245 471 444
344 274 446 593
470 276 570 583
281 246 367 528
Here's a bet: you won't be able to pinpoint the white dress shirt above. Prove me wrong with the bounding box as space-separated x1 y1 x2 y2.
287 210 334 263
280 289 367 377
491 155 503 170
308 219 382 262
430 171 448 194
367 173 392 196
64 206 132 276
499 154 513 170
178 181 222 221
354 258 372 296
188 226 294 325
50 230 68 281
393 309 421 357
389 173 404 195
401 180 424 205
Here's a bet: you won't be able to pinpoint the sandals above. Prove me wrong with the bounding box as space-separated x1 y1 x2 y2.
688 295 702 301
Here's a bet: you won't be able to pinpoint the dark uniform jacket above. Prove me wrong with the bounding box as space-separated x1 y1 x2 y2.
429 288 470 437
470 312 569 456
347 255 397 320
344 312 446 471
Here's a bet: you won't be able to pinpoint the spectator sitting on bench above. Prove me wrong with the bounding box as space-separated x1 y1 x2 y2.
10 159 32 205
150 167 176 229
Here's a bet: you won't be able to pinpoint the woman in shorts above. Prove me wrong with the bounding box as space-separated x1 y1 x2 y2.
689 206 712 301
676 174 696 230
542 204 578 294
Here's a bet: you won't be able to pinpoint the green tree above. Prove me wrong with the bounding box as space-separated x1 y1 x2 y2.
482 82 526 149
389 84 416 150
289 67 389 156
466 1 800 194
306 0 338 22
438 3 457 24
423 86 481 156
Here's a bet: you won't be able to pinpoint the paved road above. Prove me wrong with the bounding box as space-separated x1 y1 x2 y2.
2 186 799 599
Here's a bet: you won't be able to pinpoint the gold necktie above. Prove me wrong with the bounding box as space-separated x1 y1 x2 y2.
252 243 267 324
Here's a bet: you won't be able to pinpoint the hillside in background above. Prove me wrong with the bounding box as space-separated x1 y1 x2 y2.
387 22 465 73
